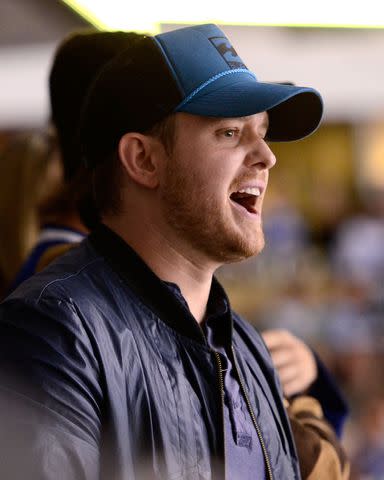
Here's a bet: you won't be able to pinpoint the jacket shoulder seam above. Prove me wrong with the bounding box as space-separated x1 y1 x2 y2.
36 257 103 303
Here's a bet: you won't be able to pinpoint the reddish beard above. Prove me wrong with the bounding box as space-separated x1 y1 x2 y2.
160 156 265 264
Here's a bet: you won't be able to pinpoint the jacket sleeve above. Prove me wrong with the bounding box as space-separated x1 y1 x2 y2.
307 353 349 438
286 396 350 480
0 293 102 480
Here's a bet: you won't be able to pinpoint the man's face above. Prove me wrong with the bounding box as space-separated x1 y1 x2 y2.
160 112 276 264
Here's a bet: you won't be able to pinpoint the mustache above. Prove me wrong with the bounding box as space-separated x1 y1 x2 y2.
230 174 267 191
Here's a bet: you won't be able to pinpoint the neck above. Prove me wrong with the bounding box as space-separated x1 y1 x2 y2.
103 215 219 323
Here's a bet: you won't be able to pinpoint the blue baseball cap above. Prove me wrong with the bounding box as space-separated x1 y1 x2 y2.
80 24 323 167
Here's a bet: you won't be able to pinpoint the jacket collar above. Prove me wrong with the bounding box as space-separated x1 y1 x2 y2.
89 223 233 345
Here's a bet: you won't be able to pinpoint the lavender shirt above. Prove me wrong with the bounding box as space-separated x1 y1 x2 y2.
166 282 266 480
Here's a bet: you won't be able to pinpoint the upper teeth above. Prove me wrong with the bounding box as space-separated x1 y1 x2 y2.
237 187 261 196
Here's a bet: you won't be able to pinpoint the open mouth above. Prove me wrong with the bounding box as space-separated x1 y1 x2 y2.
230 187 260 214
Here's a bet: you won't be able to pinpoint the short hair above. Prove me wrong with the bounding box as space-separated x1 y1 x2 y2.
91 114 177 218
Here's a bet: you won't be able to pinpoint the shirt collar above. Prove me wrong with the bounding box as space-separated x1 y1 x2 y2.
165 280 232 350
89 223 233 345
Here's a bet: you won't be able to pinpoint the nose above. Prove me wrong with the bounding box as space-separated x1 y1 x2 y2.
245 138 276 170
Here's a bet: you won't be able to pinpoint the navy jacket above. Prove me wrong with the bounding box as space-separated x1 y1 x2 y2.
0 225 300 479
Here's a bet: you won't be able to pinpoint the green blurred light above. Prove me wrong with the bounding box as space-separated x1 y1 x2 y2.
61 0 384 32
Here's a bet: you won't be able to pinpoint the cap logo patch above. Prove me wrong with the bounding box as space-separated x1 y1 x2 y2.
209 36 247 69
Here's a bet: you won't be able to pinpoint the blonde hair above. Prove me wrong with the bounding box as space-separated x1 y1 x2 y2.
0 133 53 293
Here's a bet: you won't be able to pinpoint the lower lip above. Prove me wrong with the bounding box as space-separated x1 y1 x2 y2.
230 199 260 217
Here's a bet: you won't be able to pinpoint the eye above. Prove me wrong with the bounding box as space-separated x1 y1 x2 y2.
222 128 239 138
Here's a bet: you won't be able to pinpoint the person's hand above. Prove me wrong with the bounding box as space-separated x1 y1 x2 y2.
261 329 317 398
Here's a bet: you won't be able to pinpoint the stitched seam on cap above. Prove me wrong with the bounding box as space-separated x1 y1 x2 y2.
176 69 256 109
152 37 185 96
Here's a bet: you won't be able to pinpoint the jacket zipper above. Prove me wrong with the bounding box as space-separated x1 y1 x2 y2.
213 351 227 480
231 346 274 480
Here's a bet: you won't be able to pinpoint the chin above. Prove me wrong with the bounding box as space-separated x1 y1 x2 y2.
213 231 265 264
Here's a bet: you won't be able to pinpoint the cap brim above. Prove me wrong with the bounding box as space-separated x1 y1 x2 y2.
176 74 323 142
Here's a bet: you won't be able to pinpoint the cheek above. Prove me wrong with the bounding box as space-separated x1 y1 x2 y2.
199 171 229 207
170 144 236 201
204 157 235 188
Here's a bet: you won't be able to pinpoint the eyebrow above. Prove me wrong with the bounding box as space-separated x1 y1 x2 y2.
206 114 269 138
241 116 269 135
212 114 269 128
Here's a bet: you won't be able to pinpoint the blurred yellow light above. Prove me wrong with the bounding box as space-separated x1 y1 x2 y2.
61 0 384 32
360 122 384 189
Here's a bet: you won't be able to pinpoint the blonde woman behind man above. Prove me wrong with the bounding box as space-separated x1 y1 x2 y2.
0 132 61 297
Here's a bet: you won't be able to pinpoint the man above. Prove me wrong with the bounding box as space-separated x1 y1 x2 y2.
0 24 344 479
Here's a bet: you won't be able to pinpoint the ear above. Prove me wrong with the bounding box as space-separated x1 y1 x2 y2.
118 133 161 189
